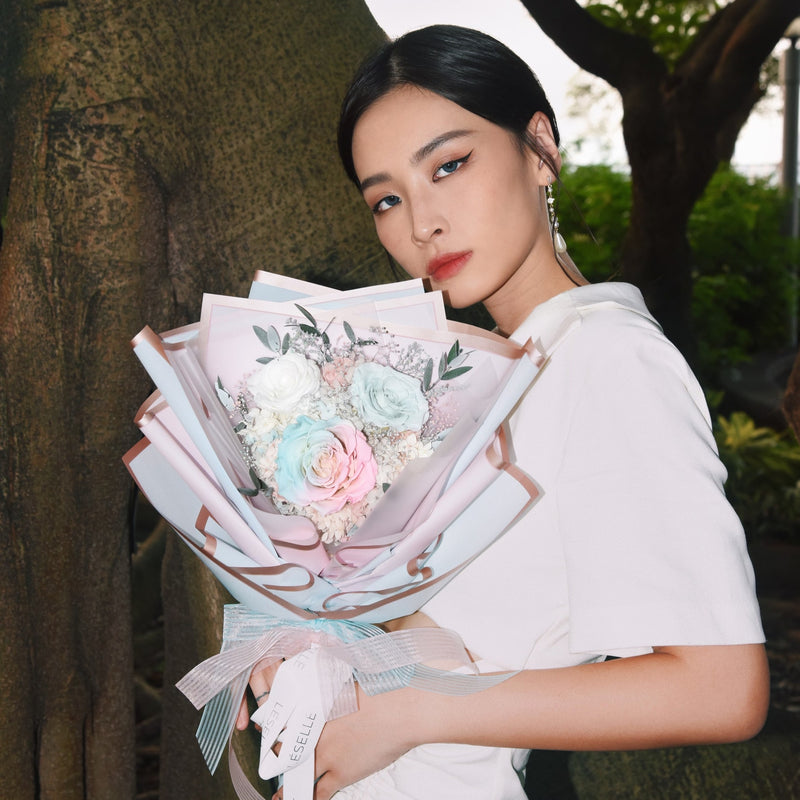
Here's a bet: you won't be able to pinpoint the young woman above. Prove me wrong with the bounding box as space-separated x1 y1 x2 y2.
243 25 769 800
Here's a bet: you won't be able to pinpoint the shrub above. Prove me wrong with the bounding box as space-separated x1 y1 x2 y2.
714 411 800 541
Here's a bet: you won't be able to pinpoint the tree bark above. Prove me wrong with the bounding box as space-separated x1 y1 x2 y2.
0 1 386 797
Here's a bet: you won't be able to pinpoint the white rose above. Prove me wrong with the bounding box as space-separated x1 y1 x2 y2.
246 352 320 413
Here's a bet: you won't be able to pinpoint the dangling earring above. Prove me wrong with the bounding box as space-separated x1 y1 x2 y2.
546 176 567 254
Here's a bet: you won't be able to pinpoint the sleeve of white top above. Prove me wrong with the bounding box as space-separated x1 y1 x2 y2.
555 309 765 656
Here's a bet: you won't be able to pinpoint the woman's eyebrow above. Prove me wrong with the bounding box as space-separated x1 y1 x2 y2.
411 129 473 165
359 129 474 193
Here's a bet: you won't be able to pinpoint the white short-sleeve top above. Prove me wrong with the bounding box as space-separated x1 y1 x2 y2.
422 282 764 671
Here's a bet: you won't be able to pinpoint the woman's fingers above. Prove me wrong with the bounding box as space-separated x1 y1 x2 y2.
235 696 251 731
235 659 284 731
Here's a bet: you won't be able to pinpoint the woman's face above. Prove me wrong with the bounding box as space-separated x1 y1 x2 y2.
351 86 559 319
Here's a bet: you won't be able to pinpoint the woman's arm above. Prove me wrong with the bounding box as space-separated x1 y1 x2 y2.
308 642 768 800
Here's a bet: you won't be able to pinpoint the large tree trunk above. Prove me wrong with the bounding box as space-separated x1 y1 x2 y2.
0 2 386 797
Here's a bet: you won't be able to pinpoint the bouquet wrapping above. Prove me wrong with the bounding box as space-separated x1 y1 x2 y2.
124 271 548 799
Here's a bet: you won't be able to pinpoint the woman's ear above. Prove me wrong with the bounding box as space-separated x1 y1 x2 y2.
526 111 562 181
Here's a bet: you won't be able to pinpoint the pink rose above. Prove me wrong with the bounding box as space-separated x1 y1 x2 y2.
275 415 377 513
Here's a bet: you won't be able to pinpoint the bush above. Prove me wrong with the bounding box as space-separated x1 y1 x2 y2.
714 411 800 541
559 163 630 284
689 166 798 383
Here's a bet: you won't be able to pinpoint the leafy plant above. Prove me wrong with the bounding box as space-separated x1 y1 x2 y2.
560 162 798 387
714 411 800 541
689 166 799 383
558 163 631 283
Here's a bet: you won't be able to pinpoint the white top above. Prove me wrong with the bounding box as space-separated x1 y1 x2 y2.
423 282 764 671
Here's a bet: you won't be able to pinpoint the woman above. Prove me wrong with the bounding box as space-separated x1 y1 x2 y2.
243 25 768 799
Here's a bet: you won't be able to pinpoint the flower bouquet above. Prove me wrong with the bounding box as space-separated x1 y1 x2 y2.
124 270 547 799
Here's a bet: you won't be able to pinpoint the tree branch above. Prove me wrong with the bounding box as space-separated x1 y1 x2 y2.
518 0 666 92
709 0 800 104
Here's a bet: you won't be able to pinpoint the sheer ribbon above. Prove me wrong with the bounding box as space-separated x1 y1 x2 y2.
178 605 517 799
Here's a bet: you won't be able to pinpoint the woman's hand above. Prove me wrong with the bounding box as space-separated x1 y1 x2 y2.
235 658 283 731
301 684 424 800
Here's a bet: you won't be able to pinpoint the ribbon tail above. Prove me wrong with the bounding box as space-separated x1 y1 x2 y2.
230 741 272 800
195 670 251 775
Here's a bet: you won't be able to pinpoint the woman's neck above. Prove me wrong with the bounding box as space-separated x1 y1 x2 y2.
484 255 585 337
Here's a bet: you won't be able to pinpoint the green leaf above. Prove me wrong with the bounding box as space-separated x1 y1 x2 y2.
256 356 275 365
282 332 292 354
299 323 317 335
423 358 434 391
253 325 272 349
343 320 356 343
237 486 259 497
295 303 317 328
441 366 472 380
438 352 448 378
266 325 281 353
447 340 461 362
249 468 266 492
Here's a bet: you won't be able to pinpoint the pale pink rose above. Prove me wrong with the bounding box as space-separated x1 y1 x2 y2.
275 415 378 513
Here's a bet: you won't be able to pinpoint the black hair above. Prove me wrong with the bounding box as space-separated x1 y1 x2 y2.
337 24 560 186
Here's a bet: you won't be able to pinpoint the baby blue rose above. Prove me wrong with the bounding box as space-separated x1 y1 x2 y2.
275 415 377 512
350 362 429 431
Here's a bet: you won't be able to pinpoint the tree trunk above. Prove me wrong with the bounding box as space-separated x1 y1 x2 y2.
0 1 386 797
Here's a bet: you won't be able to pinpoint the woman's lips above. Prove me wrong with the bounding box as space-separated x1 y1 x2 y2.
426 251 472 282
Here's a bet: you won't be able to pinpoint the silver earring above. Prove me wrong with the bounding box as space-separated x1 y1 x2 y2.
547 177 567 254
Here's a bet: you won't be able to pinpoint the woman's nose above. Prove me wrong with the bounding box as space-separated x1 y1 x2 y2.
410 198 447 244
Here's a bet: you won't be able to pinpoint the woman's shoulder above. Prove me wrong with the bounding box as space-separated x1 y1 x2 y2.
512 282 661 353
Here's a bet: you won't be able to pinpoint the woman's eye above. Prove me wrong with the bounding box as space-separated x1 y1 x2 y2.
433 152 472 180
373 194 401 214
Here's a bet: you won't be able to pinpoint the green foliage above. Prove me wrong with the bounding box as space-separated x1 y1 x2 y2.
585 0 721 68
558 164 631 283
689 166 799 382
561 163 797 385
714 412 800 541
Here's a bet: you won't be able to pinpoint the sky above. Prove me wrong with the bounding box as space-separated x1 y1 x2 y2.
365 0 786 176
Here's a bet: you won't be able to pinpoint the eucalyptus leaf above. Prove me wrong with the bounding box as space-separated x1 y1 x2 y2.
441 366 472 380
282 332 292 354
253 325 272 349
214 378 235 413
256 356 275 365
299 323 317 335
343 320 356 343
295 303 317 328
423 358 433 391
438 352 448 378
266 325 281 353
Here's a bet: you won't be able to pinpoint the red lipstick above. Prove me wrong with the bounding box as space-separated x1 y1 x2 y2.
426 251 472 282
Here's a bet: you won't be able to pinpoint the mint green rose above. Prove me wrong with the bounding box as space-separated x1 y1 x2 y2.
350 362 428 432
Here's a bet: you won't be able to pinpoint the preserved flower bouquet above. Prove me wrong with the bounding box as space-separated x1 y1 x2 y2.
124 270 546 798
